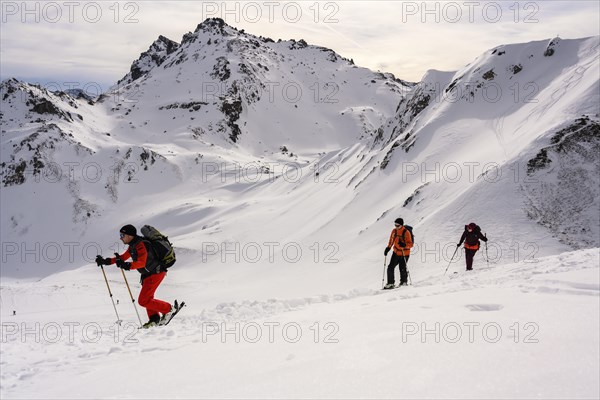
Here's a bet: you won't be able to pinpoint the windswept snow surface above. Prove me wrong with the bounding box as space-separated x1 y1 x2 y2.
1 249 598 399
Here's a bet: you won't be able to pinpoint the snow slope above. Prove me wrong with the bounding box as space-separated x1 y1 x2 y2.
1 249 598 399
1 18 410 279
1 28 597 281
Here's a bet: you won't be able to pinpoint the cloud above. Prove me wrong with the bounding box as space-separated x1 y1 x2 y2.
1 1 598 89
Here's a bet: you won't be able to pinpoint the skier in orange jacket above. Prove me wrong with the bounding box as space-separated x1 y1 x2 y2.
383 218 413 289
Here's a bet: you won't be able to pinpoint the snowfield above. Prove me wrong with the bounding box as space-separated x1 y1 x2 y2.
1 249 598 399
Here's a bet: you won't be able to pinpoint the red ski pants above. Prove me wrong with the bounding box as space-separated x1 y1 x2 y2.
138 272 171 318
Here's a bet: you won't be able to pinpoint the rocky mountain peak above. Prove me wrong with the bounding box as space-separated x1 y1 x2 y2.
194 17 229 34
117 34 180 86
1 79 84 124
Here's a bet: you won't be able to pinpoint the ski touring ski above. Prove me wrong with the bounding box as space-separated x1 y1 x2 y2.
159 299 186 326
381 284 409 291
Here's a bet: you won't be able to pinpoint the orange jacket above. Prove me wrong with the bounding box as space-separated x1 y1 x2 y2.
388 226 413 256
110 239 148 271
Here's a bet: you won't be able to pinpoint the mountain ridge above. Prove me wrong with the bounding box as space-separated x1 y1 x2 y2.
1 21 598 279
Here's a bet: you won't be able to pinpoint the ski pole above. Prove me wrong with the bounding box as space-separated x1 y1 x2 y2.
444 245 460 275
115 253 143 328
382 255 387 289
404 255 412 285
99 264 121 325
484 233 489 268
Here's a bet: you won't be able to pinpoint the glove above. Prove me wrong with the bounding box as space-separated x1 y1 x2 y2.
95 255 111 266
456 243 461 247
384 247 390 256
115 258 131 270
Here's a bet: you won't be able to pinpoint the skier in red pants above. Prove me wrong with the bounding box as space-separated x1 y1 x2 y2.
96 224 173 328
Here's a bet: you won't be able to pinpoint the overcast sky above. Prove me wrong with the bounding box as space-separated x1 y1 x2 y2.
1 1 598 93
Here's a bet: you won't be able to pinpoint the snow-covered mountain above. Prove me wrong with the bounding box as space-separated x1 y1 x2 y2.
0 18 597 281
1 20 599 281
1 18 599 399
1 17 411 278
355 36 600 258
104 18 407 151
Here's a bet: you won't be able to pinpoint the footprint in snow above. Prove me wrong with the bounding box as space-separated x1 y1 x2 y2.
465 304 504 312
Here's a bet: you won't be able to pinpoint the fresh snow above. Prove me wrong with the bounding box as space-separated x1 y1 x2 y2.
1 249 598 399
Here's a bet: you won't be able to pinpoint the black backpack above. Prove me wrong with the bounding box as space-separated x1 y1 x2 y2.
141 225 176 270
464 224 481 246
396 225 415 247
